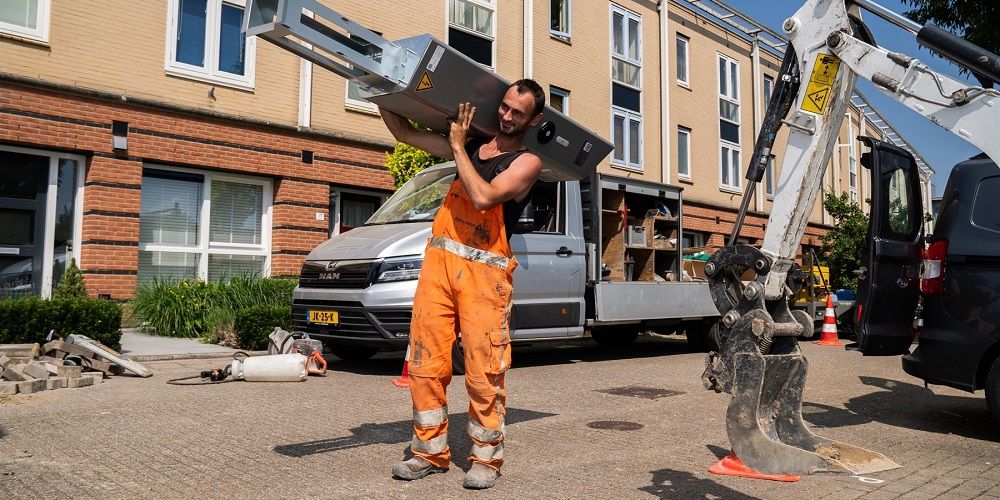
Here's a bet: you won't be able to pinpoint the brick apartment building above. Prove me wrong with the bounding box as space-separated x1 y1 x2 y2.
0 0 932 300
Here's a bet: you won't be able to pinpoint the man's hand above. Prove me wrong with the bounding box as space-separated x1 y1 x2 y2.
379 106 453 159
449 102 476 151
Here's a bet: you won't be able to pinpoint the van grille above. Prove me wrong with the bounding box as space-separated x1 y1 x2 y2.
298 260 377 289
292 300 411 339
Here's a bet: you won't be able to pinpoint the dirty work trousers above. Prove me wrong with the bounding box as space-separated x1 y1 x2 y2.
407 239 515 471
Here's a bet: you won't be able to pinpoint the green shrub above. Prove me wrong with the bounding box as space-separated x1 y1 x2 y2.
130 275 296 340
130 278 214 338
52 258 88 300
0 298 122 350
234 305 292 351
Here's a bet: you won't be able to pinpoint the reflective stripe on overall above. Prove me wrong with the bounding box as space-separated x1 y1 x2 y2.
407 176 516 471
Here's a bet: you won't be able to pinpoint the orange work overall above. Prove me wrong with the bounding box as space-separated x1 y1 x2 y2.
407 169 517 472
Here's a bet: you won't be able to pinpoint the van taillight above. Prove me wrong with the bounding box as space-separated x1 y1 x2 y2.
920 240 947 295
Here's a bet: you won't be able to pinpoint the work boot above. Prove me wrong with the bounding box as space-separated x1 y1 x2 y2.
463 463 500 489
392 456 448 480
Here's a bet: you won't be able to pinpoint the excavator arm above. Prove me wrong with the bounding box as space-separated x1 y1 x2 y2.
703 0 1000 475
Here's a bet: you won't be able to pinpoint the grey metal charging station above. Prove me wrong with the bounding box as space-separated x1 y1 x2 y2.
244 0 613 181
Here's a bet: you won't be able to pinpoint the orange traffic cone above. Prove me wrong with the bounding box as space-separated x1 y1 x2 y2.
708 452 800 482
816 295 843 346
391 345 411 388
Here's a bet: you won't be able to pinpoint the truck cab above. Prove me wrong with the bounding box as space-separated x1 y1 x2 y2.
857 138 1000 421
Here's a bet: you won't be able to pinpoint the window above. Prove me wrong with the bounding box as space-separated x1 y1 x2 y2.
764 156 775 197
677 127 691 179
331 190 384 235
612 109 642 170
448 0 495 67
166 0 256 89
721 144 741 190
550 0 570 39
0 0 48 41
718 54 740 144
610 4 641 89
139 168 271 283
345 33 382 113
610 5 642 171
763 75 774 108
682 231 704 249
549 86 569 115
511 181 564 234
675 34 689 85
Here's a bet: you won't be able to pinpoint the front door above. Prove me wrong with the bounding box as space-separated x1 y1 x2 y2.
0 151 49 298
855 137 923 355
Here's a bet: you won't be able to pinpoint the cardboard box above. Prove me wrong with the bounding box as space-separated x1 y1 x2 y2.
626 225 648 247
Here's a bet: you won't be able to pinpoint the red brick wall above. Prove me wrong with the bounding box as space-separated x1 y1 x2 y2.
684 201 829 257
0 82 394 299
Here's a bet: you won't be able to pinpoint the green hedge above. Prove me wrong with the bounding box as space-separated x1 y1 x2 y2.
234 305 292 351
0 298 123 350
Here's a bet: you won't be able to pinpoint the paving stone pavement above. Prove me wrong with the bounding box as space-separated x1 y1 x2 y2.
1 338 998 498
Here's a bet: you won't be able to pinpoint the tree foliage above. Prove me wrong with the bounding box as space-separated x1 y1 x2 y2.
52 258 88 300
903 1 1000 80
818 193 870 291
383 122 445 188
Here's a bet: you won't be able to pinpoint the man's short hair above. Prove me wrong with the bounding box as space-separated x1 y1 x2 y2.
510 79 545 116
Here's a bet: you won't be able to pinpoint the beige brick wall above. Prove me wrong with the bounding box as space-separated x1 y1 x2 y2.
0 1 300 125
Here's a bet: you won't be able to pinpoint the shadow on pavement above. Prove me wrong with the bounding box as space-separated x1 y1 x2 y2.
273 407 556 459
325 336 697 376
800 376 998 441
640 468 756 499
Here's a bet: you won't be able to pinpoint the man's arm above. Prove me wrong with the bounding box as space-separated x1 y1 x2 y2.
379 107 454 159
450 103 542 211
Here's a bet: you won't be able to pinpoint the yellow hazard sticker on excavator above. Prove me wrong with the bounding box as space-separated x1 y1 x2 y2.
416 72 433 91
800 54 841 114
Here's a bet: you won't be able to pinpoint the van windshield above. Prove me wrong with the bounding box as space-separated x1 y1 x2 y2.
367 165 456 225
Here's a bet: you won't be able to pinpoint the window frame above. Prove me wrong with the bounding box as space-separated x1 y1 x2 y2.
329 187 388 236
139 164 272 282
675 33 689 87
0 0 50 42
720 143 741 191
764 156 775 198
611 107 643 172
717 53 740 125
550 0 571 40
549 86 570 115
610 3 642 90
677 126 691 180
164 0 257 90
763 74 774 108
446 0 496 68
344 33 381 114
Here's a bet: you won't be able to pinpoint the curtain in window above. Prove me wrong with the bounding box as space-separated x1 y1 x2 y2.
208 254 263 281
210 180 262 245
140 175 202 246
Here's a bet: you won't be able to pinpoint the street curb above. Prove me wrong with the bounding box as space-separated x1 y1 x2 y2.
127 350 266 362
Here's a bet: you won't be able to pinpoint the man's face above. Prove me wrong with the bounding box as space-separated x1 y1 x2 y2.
497 87 542 137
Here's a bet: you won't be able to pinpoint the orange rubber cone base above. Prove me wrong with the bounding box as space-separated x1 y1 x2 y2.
391 362 410 388
708 453 800 482
816 335 844 346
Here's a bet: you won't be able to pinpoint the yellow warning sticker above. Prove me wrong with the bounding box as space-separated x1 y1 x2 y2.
416 72 433 91
800 54 841 114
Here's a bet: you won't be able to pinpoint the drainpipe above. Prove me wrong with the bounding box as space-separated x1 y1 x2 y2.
524 0 534 79
298 9 314 128
658 0 671 185
751 33 762 211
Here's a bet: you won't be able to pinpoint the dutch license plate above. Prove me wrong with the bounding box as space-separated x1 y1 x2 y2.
308 309 340 325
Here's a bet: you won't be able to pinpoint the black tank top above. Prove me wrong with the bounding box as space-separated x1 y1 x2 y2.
461 138 531 240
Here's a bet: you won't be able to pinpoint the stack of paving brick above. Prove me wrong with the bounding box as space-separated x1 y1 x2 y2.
0 343 107 395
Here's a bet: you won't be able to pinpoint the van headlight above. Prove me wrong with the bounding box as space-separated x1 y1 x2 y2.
374 257 422 283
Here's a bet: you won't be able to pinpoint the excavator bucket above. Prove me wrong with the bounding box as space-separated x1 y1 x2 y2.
703 247 900 476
